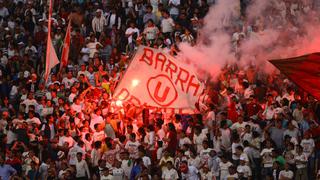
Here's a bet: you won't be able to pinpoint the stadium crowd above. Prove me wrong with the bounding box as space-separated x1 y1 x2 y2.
1 0 320 180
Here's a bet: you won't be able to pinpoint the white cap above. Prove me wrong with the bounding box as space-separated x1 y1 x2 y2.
24 71 30 78
57 151 65 159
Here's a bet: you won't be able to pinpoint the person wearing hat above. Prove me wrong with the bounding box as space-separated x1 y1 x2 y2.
92 9 106 39
236 156 252 179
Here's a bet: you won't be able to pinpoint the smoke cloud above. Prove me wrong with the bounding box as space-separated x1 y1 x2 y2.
179 0 320 80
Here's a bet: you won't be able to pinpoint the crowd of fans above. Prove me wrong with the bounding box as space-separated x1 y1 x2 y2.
1 0 320 180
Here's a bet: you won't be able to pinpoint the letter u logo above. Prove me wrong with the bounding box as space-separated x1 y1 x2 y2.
154 81 170 103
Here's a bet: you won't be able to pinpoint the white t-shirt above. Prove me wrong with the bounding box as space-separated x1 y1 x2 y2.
0 7 9 17
230 122 247 134
237 165 252 178
142 156 151 167
279 170 294 179
199 148 212 164
157 128 166 141
125 140 140 158
161 17 175 33
21 98 38 113
220 128 231 151
179 137 192 147
75 160 90 178
91 148 102 167
231 142 240 160
125 27 140 44
62 77 77 89
219 161 233 178
169 0 180 15
261 148 274 167
181 166 199 180
121 159 133 179
59 136 76 148
295 153 307 169
26 117 41 125
157 147 163 160
93 131 106 142
193 133 207 153
162 168 179 180
300 138 315 157
71 103 82 113
143 26 159 40
68 145 85 165
69 93 77 103
87 41 102 58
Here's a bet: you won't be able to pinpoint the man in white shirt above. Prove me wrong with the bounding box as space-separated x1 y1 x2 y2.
58 130 76 148
179 131 192 148
77 64 90 78
161 10 175 36
125 133 141 159
179 161 200 180
237 157 252 178
62 71 77 90
295 145 308 179
300 132 315 158
21 93 38 113
86 35 102 58
230 116 248 135
92 9 106 39
199 140 212 165
162 161 179 180
68 86 78 103
75 152 90 179
68 141 86 166
0 2 9 18
25 111 41 126
168 0 180 20
125 21 139 53
279 163 294 180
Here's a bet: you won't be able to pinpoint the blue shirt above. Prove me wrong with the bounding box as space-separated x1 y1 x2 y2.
130 165 142 180
0 164 17 180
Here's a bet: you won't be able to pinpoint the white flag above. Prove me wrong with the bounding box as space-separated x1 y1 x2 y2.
113 46 204 112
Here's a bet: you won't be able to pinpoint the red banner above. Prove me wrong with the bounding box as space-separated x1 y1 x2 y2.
60 21 71 70
269 53 320 100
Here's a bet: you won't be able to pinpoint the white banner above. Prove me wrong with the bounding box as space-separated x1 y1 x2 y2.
113 46 204 112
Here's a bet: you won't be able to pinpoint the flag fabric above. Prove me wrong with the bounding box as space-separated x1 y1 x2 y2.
60 21 71 70
113 46 204 112
269 53 320 100
44 0 60 83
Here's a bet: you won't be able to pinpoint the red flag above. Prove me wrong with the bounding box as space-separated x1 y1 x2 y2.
60 21 71 70
269 53 320 100
44 0 60 83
